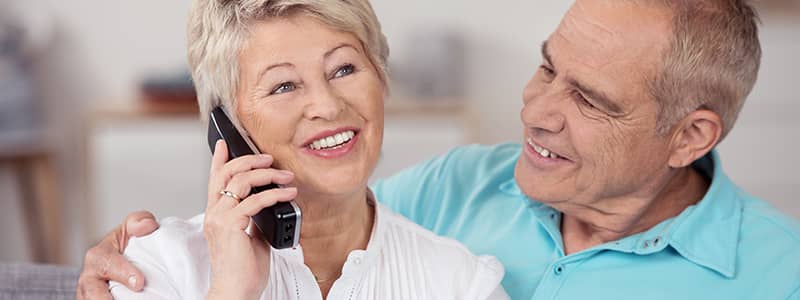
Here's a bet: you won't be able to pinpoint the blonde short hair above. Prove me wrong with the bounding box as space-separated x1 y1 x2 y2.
649 0 761 139
187 0 390 122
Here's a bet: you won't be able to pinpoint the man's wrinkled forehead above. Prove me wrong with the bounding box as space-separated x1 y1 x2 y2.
552 0 671 69
562 1 616 45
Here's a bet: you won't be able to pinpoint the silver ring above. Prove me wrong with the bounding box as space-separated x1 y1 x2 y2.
219 190 241 201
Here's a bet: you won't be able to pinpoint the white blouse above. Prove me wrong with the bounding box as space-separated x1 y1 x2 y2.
110 201 508 300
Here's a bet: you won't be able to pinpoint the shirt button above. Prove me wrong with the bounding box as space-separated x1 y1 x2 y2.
553 264 564 275
353 258 362 265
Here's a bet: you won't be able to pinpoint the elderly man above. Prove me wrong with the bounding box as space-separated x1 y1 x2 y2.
78 0 799 299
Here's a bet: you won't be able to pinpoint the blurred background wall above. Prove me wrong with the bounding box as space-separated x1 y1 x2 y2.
0 0 797 265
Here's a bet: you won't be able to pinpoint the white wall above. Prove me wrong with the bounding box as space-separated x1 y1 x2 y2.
374 1 572 143
716 18 800 217
0 1 797 265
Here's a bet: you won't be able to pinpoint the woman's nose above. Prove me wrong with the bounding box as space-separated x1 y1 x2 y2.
303 84 345 121
520 84 566 134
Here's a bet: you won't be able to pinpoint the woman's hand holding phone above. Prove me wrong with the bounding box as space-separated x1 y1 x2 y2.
204 140 298 300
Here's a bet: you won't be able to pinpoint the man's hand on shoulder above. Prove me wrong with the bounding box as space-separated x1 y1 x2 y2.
77 211 159 300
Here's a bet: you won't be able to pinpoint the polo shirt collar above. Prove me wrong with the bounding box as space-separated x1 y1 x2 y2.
499 150 743 278
661 150 742 278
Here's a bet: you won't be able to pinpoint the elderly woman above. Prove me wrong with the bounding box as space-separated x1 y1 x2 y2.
108 0 507 299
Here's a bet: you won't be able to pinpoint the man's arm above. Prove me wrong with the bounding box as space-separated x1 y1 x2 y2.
77 211 159 300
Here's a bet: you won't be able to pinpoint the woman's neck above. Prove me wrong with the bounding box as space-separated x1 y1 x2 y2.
293 188 375 294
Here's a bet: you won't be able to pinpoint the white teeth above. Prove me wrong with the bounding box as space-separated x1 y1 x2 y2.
309 130 356 150
335 133 344 144
527 137 560 159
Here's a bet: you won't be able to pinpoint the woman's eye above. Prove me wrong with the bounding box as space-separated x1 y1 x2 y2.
332 64 355 79
271 82 296 95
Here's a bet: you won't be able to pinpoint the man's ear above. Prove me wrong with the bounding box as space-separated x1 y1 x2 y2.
668 110 723 168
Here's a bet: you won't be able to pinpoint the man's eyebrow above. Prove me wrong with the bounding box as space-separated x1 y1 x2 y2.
568 77 624 114
541 41 553 66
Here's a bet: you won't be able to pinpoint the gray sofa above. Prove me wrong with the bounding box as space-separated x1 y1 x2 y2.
0 263 79 300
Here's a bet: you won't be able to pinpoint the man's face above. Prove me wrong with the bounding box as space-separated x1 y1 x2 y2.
515 0 677 212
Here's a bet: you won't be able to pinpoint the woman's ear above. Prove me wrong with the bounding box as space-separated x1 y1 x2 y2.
668 110 723 168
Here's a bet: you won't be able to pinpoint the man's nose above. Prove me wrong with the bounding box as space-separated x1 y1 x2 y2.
520 83 566 134
303 83 345 121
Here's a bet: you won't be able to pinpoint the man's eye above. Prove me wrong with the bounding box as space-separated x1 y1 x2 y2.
541 65 555 76
575 92 597 109
271 82 296 95
332 64 355 79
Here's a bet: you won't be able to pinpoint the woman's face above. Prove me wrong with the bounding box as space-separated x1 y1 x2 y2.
234 14 385 198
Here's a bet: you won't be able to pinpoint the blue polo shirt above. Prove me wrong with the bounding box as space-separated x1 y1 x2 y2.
371 143 800 300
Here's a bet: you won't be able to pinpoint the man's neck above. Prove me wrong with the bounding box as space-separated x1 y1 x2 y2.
560 167 710 255
294 188 374 292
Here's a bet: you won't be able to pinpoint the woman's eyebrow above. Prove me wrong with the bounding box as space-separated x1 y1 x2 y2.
256 62 293 84
324 43 358 59
255 43 357 83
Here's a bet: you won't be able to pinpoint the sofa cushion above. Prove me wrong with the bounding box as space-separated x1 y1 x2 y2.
0 262 79 300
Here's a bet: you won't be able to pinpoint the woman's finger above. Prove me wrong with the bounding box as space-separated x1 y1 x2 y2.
208 152 274 203
217 169 294 208
207 140 230 206
210 140 228 173
221 154 275 179
233 187 298 217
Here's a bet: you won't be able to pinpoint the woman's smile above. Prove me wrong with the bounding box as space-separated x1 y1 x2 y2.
301 127 361 159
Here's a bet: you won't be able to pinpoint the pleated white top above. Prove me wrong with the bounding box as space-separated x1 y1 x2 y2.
110 200 508 300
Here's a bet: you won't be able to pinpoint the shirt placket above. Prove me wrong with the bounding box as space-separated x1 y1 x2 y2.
529 213 676 300
325 251 367 300
528 206 610 300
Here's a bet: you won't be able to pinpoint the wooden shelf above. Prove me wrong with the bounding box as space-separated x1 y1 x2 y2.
93 97 467 119
93 99 199 120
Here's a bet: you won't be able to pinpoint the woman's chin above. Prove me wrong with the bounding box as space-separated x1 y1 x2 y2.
295 173 369 198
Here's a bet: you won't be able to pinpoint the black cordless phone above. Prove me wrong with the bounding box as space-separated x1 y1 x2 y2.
207 106 301 249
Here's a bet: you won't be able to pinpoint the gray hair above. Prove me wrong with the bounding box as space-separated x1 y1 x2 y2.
649 0 761 139
187 0 390 122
